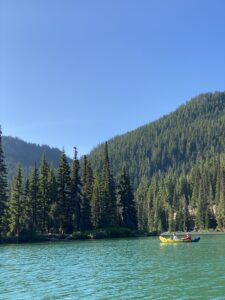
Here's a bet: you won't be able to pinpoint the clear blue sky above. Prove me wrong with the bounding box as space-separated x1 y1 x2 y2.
1 0 225 157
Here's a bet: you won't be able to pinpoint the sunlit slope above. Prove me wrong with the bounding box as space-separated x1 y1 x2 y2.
89 91 225 188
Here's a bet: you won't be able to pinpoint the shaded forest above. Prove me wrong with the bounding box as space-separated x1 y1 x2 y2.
2 136 69 181
0 133 137 238
1 91 225 240
89 92 225 188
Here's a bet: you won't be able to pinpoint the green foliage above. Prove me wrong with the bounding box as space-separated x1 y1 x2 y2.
216 156 225 229
29 163 40 231
103 227 132 238
0 127 8 234
3 92 225 239
2 136 70 181
80 156 92 230
47 168 58 231
56 150 72 233
99 142 118 227
89 92 225 189
39 156 50 232
71 147 82 231
136 176 149 231
118 167 138 229
91 171 103 229
8 166 24 236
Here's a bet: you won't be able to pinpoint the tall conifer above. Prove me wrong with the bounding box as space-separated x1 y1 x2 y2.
8 166 24 236
39 155 50 232
91 171 102 229
57 150 72 233
71 147 82 231
80 155 92 230
118 167 137 229
0 127 8 234
136 176 149 231
48 168 58 232
100 142 118 227
23 178 33 231
30 163 40 231
216 158 225 229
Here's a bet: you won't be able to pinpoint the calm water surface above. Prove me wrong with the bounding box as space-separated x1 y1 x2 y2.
1 235 225 299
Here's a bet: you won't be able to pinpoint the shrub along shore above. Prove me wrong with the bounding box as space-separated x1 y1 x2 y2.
0 228 158 244
2 229 224 245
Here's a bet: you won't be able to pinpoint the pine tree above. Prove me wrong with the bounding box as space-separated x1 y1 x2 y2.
155 180 168 232
100 142 118 227
8 166 24 236
80 155 92 230
71 147 82 231
57 150 72 233
39 156 50 232
23 178 33 231
0 126 8 234
48 168 58 232
175 197 185 231
168 206 175 232
216 157 225 230
147 175 158 232
196 179 205 230
30 163 40 232
136 176 149 231
205 181 214 229
91 171 102 229
118 167 137 229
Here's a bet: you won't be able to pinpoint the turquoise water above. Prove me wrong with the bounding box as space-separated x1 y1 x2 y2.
1 235 225 299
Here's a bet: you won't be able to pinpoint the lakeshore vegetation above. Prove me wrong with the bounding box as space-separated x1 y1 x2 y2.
0 129 138 240
1 92 225 240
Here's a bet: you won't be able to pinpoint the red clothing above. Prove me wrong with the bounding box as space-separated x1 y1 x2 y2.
186 234 191 241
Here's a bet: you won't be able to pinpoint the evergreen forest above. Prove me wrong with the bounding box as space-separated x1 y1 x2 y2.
0 130 138 240
1 91 225 241
2 136 67 181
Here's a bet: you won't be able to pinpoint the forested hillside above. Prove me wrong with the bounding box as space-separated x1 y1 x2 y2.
2 136 70 180
89 92 225 188
1 91 225 240
87 91 225 232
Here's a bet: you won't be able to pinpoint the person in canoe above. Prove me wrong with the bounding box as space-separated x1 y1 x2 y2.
172 232 179 240
181 232 192 241
186 233 191 241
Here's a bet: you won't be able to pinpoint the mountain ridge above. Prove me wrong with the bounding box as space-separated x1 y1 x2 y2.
2 135 71 180
88 91 225 188
2 91 225 184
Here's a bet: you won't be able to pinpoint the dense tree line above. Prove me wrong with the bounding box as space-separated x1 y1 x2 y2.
89 92 225 188
2 136 66 181
86 92 225 232
1 129 225 237
0 129 138 238
1 92 225 238
135 154 225 232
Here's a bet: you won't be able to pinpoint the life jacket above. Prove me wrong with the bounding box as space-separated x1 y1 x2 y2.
186 234 191 240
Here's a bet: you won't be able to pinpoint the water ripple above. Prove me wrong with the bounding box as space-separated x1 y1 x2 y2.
1 236 225 299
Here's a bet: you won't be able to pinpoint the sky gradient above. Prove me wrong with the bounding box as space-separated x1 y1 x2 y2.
1 0 225 157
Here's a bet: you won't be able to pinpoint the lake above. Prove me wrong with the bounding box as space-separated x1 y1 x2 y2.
1 235 225 299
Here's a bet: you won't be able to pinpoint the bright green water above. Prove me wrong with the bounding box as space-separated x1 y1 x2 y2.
1 235 225 299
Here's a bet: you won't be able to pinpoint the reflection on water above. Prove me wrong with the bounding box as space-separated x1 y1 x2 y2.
0 235 225 299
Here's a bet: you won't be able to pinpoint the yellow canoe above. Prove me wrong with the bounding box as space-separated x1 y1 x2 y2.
159 236 200 243
159 236 183 243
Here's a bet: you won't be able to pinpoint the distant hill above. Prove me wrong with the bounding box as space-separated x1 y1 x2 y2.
88 91 225 188
3 91 225 187
2 136 70 181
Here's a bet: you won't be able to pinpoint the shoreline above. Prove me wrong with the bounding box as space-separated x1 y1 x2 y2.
0 229 157 245
1 230 225 245
161 231 225 236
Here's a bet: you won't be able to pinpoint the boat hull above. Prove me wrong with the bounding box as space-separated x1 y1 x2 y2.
159 236 200 243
